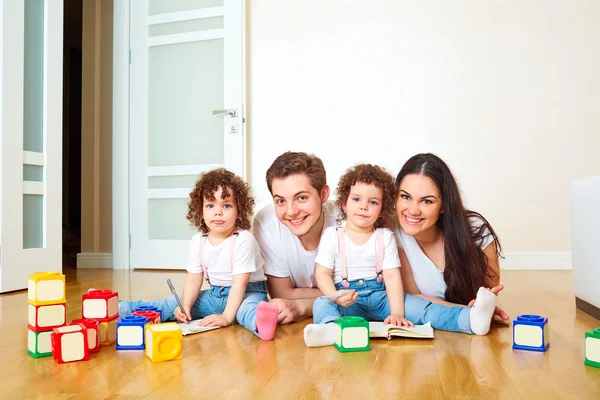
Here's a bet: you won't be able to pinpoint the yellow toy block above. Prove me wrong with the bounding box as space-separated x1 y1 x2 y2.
28 272 66 306
145 323 182 362
98 318 118 346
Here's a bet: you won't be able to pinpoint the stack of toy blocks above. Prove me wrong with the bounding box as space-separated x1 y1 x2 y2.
512 314 550 352
334 316 370 353
51 323 90 363
584 328 600 368
82 290 119 346
116 315 151 350
145 322 183 362
27 272 67 358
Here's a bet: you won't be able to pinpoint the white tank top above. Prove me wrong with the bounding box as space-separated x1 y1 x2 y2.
394 217 494 300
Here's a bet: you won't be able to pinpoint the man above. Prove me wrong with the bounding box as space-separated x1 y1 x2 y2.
253 152 340 324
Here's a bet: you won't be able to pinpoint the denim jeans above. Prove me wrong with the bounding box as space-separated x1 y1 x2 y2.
119 281 268 337
312 278 472 334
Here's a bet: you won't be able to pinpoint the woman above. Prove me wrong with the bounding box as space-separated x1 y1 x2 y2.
394 153 509 321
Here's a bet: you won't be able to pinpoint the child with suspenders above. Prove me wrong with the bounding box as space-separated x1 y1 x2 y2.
304 164 498 347
119 169 279 340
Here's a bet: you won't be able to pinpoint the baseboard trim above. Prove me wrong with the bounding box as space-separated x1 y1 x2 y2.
77 253 113 269
500 252 571 270
576 297 600 320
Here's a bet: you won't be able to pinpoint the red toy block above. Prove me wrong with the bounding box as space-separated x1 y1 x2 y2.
132 310 161 324
70 318 100 353
28 303 66 332
82 290 119 321
51 324 90 363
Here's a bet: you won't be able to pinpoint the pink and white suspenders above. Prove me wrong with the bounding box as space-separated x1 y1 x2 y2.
336 227 384 288
198 231 239 285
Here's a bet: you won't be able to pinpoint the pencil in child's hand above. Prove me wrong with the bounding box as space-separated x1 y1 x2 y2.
167 279 191 322
320 290 373 300
320 293 345 300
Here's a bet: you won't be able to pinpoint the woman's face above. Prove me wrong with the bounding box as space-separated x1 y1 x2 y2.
396 174 443 237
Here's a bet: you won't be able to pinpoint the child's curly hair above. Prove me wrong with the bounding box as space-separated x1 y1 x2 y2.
335 164 396 229
187 168 255 233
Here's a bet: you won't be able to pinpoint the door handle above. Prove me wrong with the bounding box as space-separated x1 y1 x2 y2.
212 108 237 117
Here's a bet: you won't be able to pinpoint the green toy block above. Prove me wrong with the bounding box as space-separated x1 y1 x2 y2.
334 316 370 353
584 328 600 368
28 329 53 358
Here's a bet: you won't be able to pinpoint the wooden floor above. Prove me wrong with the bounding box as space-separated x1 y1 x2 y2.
1 269 599 399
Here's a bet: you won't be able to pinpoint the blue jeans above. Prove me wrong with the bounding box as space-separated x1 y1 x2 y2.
312 278 472 334
119 281 268 337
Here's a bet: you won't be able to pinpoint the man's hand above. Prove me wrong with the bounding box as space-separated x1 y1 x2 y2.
468 284 510 322
384 313 414 327
198 314 231 327
270 298 297 325
332 290 359 308
174 306 192 324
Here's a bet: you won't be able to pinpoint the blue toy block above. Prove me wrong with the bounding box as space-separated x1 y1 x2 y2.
116 316 150 350
134 305 162 320
512 314 550 352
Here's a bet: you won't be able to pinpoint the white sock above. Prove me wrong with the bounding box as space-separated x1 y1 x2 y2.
304 323 336 347
469 287 497 335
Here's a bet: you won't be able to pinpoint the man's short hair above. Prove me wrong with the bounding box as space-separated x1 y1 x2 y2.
266 151 327 194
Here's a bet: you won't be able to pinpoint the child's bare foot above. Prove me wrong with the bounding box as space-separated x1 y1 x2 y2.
256 301 278 340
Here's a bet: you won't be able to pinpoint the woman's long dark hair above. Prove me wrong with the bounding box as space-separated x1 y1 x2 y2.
395 153 502 304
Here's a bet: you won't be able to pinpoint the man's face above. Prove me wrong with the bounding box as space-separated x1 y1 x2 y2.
271 174 328 238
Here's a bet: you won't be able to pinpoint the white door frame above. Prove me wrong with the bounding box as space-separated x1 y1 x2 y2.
0 0 63 292
112 1 247 270
112 1 130 270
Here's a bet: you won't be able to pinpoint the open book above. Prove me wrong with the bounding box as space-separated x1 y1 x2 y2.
369 321 434 340
177 319 221 336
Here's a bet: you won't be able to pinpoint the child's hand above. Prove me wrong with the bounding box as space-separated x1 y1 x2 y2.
199 314 231 327
333 290 359 308
384 314 414 327
174 306 192 324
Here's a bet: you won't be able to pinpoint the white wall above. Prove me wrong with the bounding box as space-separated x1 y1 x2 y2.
247 0 600 267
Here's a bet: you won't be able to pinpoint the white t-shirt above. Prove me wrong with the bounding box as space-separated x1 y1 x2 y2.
315 224 400 284
252 201 340 288
186 230 266 287
394 217 494 300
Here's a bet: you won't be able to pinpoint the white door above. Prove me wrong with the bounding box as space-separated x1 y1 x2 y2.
0 0 63 292
130 0 245 269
